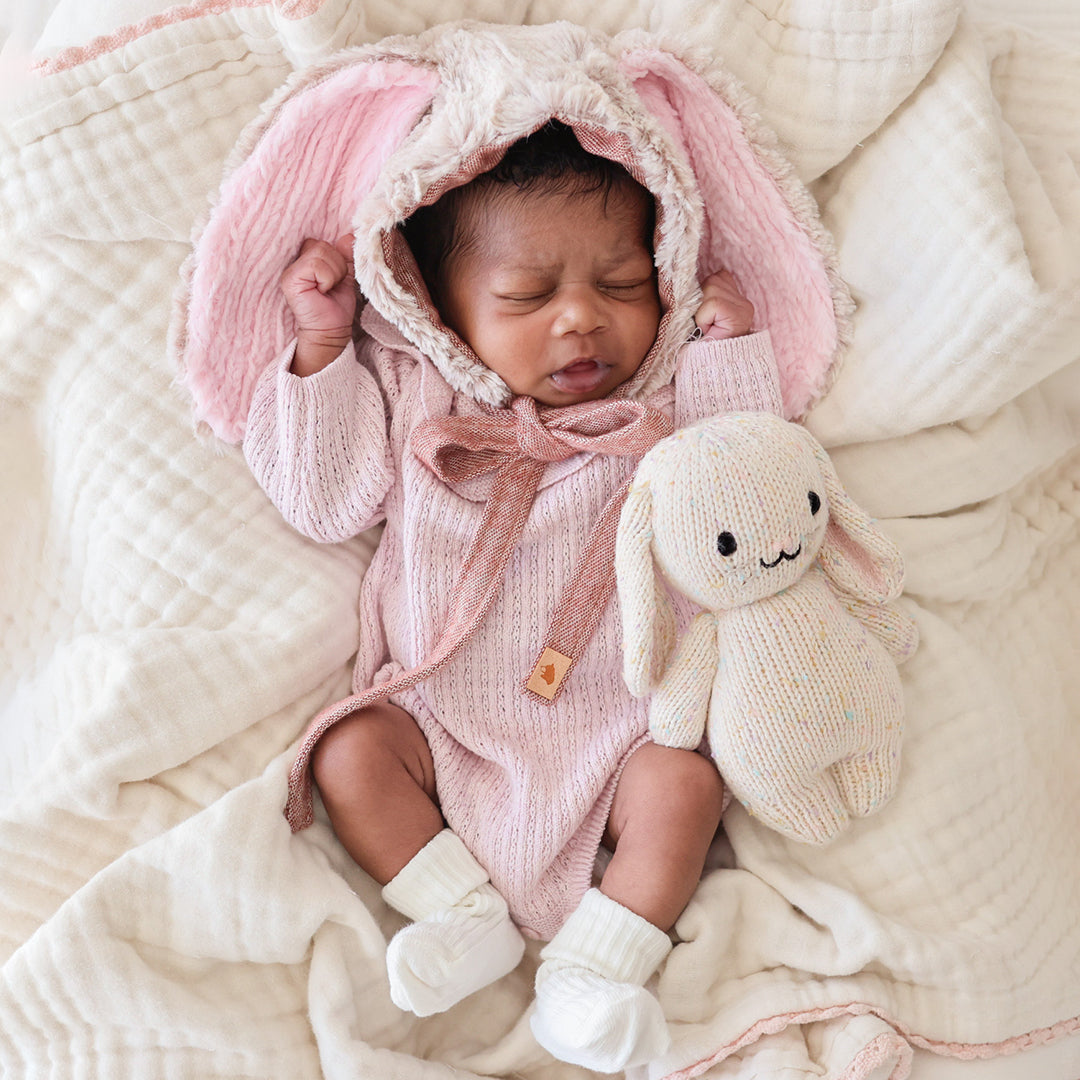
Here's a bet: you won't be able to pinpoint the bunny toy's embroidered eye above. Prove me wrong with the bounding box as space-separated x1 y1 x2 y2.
808 491 821 515
717 532 737 556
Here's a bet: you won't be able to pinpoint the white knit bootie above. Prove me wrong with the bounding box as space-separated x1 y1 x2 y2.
381 830 525 1017
531 889 673 1072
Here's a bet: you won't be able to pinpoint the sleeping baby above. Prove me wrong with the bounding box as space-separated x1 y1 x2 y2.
244 120 781 1071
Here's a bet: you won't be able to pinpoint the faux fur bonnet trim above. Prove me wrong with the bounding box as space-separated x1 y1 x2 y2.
173 21 851 443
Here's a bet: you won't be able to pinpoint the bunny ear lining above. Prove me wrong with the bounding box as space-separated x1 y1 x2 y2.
619 47 852 420
174 57 440 443
795 431 906 605
174 32 850 443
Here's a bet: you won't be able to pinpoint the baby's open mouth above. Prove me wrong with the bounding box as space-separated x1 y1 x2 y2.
549 358 612 395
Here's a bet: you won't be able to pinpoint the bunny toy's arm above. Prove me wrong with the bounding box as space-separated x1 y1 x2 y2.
648 612 719 750
841 597 919 663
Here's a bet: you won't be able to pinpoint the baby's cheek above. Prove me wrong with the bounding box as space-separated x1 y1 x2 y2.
629 306 663 365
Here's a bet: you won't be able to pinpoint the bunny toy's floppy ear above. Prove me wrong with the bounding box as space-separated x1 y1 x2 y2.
615 478 675 697
791 426 906 605
172 53 439 443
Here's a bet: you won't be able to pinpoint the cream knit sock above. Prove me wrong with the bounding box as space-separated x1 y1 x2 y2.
531 889 673 1072
381 830 525 1017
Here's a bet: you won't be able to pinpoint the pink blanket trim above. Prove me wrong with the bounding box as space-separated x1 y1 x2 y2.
663 1003 1080 1080
32 0 325 76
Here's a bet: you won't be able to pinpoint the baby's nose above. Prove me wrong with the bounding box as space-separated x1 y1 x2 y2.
552 286 606 335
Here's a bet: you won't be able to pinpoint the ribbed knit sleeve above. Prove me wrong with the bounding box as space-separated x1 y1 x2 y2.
673 330 783 428
243 340 394 543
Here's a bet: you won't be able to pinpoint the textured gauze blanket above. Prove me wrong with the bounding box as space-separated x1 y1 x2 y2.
1 2 1079 1079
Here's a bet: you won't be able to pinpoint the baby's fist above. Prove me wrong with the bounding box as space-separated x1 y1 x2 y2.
280 234 357 376
280 235 357 335
695 270 754 340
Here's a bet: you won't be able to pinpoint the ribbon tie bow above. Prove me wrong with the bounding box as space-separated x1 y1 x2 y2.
285 394 672 831
418 394 668 472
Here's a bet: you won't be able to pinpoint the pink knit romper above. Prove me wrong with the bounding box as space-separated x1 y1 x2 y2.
245 305 781 939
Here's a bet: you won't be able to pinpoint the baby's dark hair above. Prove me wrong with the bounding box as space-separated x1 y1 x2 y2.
402 120 655 305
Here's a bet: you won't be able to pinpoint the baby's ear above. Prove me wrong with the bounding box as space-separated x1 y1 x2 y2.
793 426 906 604
616 477 674 696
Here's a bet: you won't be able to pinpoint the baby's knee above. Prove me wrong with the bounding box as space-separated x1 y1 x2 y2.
311 714 369 794
310 704 419 794
624 743 725 822
665 748 725 818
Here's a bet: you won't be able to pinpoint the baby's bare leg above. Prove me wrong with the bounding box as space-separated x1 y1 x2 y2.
531 744 721 1070
311 702 524 1016
310 701 444 884
602 743 725 931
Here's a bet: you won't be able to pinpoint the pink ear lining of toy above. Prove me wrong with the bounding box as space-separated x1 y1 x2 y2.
822 521 902 603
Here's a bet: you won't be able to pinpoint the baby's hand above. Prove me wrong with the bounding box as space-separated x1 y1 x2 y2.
280 235 357 376
694 270 755 340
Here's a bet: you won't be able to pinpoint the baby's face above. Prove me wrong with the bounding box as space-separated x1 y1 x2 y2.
437 184 661 406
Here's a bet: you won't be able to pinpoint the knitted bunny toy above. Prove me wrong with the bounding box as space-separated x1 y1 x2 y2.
615 412 918 843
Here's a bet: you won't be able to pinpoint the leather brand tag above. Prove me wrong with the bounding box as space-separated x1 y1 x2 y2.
526 647 573 701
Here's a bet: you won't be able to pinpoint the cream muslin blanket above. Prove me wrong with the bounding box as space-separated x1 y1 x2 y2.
1 1 1079 1078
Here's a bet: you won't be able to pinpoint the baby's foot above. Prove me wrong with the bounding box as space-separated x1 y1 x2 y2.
386 882 525 1016
531 964 670 1071
529 888 673 1071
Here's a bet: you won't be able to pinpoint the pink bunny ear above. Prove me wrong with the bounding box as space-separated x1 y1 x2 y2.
174 57 439 442
620 48 850 419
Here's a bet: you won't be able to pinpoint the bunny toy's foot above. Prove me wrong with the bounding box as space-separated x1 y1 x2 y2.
832 749 900 820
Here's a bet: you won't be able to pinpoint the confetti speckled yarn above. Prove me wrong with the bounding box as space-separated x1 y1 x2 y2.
616 412 919 843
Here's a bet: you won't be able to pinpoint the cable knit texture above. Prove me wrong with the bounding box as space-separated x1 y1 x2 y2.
615 412 919 843
381 829 492 921
246 309 782 938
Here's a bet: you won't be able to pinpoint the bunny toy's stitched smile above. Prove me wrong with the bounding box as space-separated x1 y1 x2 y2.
760 546 802 569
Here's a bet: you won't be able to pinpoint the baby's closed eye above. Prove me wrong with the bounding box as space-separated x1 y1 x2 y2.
600 279 653 295
497 290 555 303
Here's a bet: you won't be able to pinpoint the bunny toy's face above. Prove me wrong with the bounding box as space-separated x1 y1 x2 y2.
648 416 831 610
